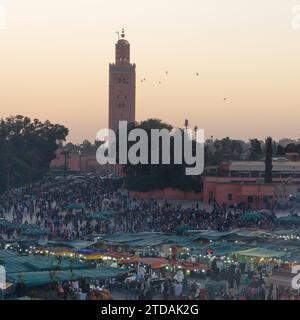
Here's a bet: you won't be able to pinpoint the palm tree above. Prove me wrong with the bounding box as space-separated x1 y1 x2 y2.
265 137 273 183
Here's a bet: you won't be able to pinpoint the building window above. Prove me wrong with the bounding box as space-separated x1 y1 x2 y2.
118 78 122 84
228 193 233 201
123 78 126 84
251 171 259 178
248 196 253 203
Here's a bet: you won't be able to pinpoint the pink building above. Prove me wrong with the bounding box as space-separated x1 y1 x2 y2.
203 177 275 209
203 160 300 209
129 188 202 201
50 151 107 173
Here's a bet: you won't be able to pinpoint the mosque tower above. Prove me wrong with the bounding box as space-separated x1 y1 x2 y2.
109 29 136 131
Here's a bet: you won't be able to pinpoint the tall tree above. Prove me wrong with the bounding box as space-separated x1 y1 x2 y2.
285 143 297 153
264 137 273 183
114 119 201 192
0 115 68 192
276 144 286 156
205 138 244 165
249 139 263 160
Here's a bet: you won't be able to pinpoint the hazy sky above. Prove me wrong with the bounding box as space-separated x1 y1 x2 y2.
1 0 300 143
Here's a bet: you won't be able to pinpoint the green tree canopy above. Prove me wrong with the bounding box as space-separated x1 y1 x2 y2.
114 119 202 192
0 115 68 192
205 137 245 165
249 139 263 160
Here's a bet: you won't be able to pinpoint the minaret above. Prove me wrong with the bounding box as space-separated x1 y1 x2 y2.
109 29 136 131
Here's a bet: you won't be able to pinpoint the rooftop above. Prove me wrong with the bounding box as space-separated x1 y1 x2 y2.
229 161 300 172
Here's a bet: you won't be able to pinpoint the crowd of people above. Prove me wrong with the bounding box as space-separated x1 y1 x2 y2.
114 200 278 233
0 174 280 241
0 175 121 239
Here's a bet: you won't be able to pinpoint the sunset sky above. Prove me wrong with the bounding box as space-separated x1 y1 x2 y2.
1 0 300 143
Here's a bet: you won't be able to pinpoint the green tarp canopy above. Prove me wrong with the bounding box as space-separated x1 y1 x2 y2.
66 204 84 210
7 223 23 229
87 213 109 221
272 229 300 236
65 240 97 249
103 232 194 247
186 229 276 241
0 249 18 259
277 216 300 224
1 255 86 275
103 210 118 216
235 247 286 258
87 210 118 221
186 230 240 241
101 230 294 248
103 232 172 247
0 221 37 230
0 219 11 228
190 243 252 256
20 224 40 230
22 228 49 236
45 240 97 249
207 243 252 256
242 230 275 238
103 231 257 247
8 267 130 287
164 235 193 247
43 240 97 249
238 212 264 222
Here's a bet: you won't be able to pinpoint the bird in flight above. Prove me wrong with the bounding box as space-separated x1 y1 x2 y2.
196 72 199 76
159 81 161 84
166 71 168 75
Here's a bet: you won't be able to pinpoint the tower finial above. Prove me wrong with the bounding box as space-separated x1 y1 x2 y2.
121 28 125 38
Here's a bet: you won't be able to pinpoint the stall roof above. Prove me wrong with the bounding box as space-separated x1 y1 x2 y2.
0 250 18 259
138 258 170 269
1 255 85 275
45 240 97 249
103 232 171 247
8 267 130 287
235 247 286 258
101 230 278 247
